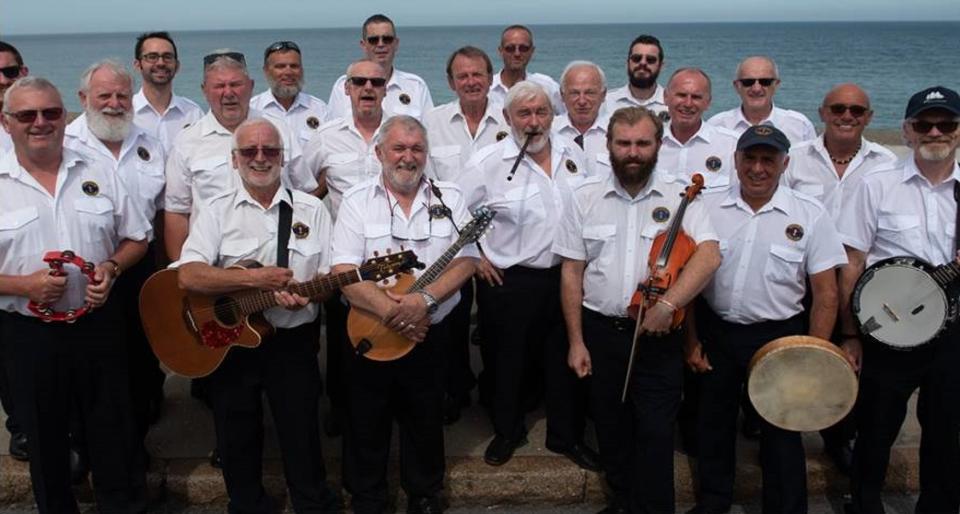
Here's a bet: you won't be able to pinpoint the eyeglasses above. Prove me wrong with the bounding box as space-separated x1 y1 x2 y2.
738 78 777 88
503 44 531 54
365 35 396 46
827 104 870 117
264 41 300 59
233 146 282 159
348 76 387 88
0 65 22 80
203 51 246 67
629 54 658 65
910 120 960 134
2 107 65 123
140 52 176 63
387 199 433 242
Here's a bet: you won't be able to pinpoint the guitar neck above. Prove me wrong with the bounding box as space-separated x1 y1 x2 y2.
235 268 362 316
408 239 467 293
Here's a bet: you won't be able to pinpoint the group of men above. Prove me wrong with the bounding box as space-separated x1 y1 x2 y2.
1 13 958 514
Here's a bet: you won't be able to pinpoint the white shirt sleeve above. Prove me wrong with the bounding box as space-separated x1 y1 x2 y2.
326 76 348 121
164 142 192 214
681 199 719 245
836 179 877 252
805 209 849 274
330 193 366 267
177 201 222 265
551 184 587 260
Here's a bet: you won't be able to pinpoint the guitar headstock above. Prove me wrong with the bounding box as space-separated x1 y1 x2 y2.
457 206 497 246
359 249 425 282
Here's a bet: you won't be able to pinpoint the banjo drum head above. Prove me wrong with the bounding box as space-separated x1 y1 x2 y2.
854 260 947 349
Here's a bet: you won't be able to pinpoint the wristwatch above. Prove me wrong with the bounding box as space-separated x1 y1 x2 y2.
418 290 439 315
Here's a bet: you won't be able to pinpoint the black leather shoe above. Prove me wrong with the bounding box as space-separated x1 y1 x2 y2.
8 431 28 461
208 448 222 469
407 495 443 514
547 442 601 472
69 447 89 485
825 440 854 476
484 434 527 466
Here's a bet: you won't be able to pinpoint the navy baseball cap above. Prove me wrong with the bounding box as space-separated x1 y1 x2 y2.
736 124 790 153
904 86 960 119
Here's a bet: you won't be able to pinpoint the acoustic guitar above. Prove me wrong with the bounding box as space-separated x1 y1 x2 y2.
140 250 422 377
347 207 496 361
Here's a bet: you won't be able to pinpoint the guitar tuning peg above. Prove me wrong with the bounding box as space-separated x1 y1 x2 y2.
373 251 380 257
382 279 390 285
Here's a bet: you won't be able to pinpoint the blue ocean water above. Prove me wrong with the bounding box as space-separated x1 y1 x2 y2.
6 22 959 128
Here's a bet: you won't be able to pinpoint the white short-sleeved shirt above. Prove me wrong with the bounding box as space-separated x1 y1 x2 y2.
837 156 960 268
660 121 740 189
0 149 150 316
782 136 898 222
327 69 433 121
132 88 203 154
423 100 509 182
177 186 332 328
707 104 817 146
0 131 11 153
250 90 329 146
551 113 611 178
553 171 718 317
302 117 383 219
700 185 848 324
458 135 590 269
164 110 315 216
331 178 479 324
65 114 166 240
489 71 565 115
603 84 667 117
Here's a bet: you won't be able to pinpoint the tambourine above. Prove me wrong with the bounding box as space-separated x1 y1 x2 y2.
27 250 101 323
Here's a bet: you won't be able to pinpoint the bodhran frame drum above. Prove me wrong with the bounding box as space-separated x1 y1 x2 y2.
747 335 858 432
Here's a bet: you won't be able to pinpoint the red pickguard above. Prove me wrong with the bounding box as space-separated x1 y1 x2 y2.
199 321 243 348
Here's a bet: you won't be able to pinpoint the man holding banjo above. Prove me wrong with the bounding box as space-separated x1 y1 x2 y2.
838 86 960 514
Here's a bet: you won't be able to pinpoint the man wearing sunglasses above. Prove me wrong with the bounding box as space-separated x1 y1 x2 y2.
488 25 564 116
0 77 150 514
251 40 328 147
132 32 202 154
837 86 960 514
0 41 29 155
708 56 816 146
604 35 668 119
176 117 340 514
326 14 433 121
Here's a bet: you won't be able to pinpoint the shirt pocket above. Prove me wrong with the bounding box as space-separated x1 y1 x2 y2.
136 160 166 207
429 145 462 181
500 186 545 224
220 237 259 262
74 196 114 227
877 212 922 250
189 155 231 201
764 243 805 285
289 237 326 277
0 205 41 255
582 224 616 263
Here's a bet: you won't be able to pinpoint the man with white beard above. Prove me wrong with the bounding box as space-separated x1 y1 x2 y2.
65 59 167 448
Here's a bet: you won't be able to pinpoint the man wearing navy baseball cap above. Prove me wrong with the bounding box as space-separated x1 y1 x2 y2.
836 85 960 514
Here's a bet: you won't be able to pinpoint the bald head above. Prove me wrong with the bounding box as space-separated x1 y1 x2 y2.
822 83 870 110
819 83 873 144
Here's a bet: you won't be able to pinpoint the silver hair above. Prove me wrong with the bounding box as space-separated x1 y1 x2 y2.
204 49 248 79
735 56 779 80
374 114 428 149
79 59 133 94
345 58 383 77
560 60 607 92
2 76 61 110
230 117 284 151
504 80 552 113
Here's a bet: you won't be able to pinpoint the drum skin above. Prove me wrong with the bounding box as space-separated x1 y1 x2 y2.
748 335 858 432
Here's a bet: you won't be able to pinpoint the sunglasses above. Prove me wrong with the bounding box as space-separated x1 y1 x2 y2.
203 51 246 67
265 40 300 59
3 107 65 123
629 54 659 65
1 65 22 80
234 146 282 159
738 78 777 87
348 76 387 88
140 52 176 63
503 44 531 54
827 104 870 117
365 35 396 46
911 120 960 134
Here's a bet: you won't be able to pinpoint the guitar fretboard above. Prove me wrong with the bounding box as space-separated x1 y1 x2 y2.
233 268 363 316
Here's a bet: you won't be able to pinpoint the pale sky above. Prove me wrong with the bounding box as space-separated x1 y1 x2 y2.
2 0 959 35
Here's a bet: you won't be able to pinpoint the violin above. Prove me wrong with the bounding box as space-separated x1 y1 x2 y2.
621 173 706 402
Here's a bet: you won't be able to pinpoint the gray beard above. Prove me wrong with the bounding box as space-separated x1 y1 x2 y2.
86 108 133 143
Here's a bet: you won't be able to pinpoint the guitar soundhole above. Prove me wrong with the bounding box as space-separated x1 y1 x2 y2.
213 297 240 325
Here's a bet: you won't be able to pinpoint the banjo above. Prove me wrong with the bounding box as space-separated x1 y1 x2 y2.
852 256 960 349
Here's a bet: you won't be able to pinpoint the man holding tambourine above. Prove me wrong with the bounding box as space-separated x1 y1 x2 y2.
837 86 960 514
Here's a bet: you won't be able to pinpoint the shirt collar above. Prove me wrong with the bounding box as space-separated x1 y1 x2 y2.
721 183 791 215
901 152 960 186
734 103 779 128
602 168 666 201
134 88 189 116
199 111 233 137
664 119 711 145
67 114 149 159
0 147 85 179
233 184 291 210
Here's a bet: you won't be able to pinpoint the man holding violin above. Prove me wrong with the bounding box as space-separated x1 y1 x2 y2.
684 125 847 514
555 106 720 514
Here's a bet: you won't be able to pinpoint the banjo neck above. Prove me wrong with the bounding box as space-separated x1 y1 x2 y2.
930 260 960 288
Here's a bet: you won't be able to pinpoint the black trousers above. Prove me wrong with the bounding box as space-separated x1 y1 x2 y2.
850 333 960 514
0 315 20 435
342 319 449 514
1 305 146 514
443 279 477 400
582 308 683 514
205 322 338 514
695 311 807 514
476 265 585 448
323 292 349 417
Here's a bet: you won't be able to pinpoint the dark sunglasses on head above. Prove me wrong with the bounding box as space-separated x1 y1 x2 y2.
203 51 246 67
629 54 658 65
3 107 65 124
827 104 870 117
911 120 960 134
140 52 176 63
348 76 387 88
503 44 531 54
234 146 282 159
265 41 300 59
738 78 777 87
1 65 22 80
365 35 396 46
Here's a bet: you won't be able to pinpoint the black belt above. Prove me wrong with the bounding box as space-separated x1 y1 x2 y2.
582 307 634 332
503 264 561 278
